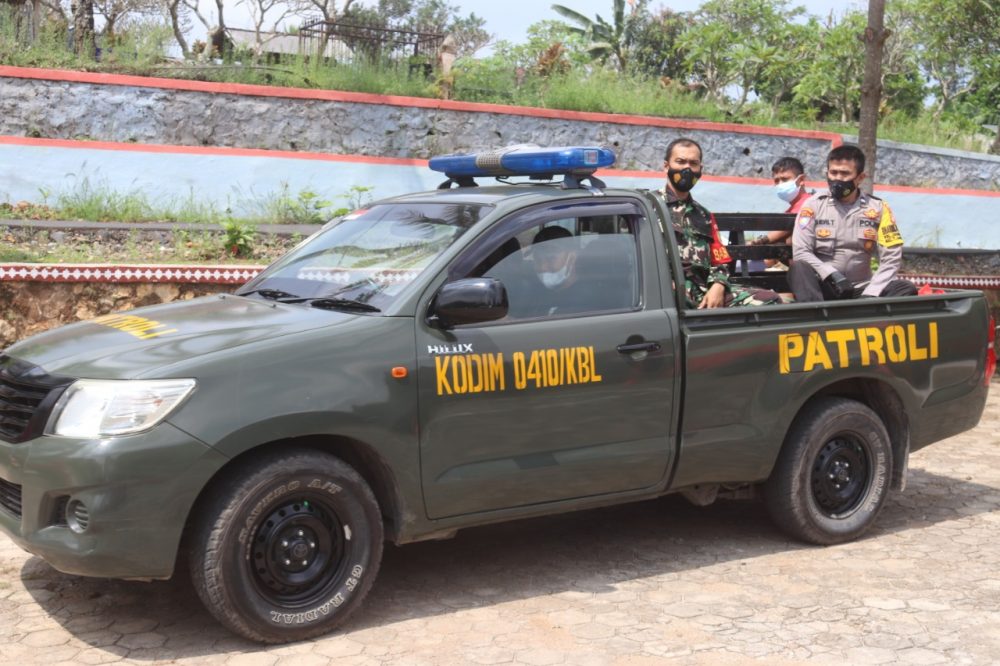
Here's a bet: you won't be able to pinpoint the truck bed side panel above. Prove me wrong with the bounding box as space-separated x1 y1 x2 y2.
670 293 990 489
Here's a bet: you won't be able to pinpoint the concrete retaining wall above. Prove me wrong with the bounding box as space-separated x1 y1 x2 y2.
2 66 998 190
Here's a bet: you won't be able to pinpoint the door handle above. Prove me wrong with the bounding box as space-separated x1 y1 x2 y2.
617 341 661 354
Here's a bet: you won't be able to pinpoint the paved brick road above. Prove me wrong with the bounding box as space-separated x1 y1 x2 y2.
2 389 998 665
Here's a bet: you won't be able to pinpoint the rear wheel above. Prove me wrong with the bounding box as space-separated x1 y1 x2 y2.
765 397 892 545
190 450 383 643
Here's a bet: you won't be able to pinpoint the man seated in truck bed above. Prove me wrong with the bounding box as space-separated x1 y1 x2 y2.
790 145 918 302
657 137 782 308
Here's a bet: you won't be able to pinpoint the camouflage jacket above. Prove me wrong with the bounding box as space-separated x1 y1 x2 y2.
658 189 732 307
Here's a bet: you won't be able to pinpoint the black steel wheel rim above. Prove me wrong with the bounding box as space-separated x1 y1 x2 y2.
811 434 872 517
249 495 347 607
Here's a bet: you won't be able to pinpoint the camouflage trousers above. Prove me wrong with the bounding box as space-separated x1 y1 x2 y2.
685 280 783 308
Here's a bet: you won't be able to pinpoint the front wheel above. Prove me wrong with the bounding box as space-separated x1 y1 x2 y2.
764 397 892 545
190 450 383 643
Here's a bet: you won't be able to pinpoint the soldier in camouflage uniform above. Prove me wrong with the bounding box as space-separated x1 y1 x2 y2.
658 138 781 309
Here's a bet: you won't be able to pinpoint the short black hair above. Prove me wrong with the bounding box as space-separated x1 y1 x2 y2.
665 137 703 163
771 157 804 176
827 145 866 173
533 225 572 245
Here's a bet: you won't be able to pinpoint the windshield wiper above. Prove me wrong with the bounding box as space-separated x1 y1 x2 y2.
245 291 380 312
299 298 381 313
240 288 301 301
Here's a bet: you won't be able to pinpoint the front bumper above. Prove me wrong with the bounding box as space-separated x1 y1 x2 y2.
0 422 228 579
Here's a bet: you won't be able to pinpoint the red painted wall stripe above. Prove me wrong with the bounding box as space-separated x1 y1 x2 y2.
3 134 998 198
0 65 843 145
0 134 427 166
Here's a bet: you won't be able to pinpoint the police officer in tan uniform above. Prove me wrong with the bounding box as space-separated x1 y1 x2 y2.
789 145 918 302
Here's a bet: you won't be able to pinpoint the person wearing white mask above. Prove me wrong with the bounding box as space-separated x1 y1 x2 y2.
750 156 811 268
529 226 589 316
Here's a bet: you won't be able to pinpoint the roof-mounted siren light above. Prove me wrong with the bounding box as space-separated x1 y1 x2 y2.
429 145 616 190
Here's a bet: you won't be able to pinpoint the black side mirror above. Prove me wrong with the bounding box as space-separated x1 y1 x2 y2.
429 278 508 329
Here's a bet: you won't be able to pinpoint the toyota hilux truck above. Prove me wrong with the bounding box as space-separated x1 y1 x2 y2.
0 147 995 643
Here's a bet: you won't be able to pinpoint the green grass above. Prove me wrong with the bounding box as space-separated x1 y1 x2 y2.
1 225 295 264
0 9 993 155
3 178 372 226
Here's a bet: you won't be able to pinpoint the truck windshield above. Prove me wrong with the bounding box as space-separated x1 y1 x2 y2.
236 202 491 311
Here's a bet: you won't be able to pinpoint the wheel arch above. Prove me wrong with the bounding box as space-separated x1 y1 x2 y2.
180 434 408 563
789 377 910 491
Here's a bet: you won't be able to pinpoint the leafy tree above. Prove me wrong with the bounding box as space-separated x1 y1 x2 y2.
793 8 925 124
891 0 997 122
628 6 691 80
678 0 804 112
752 19 814 118
793 12 866 122
550 0 645 72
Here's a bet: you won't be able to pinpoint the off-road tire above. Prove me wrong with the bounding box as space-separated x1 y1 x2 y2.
190 450 383 643
765 397 892 545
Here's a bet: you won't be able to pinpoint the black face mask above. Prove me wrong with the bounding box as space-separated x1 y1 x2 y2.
828 178 857 200
668 167 701 193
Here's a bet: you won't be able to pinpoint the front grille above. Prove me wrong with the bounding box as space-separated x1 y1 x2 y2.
0 478 22 518
0 375 50 441
0 355 73 443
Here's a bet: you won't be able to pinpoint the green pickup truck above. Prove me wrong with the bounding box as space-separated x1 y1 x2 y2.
0 147 995 643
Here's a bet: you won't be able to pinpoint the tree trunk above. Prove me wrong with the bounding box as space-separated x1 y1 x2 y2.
858 0 888 194
31 0 45 43
72 0 96 58
167 0 191 58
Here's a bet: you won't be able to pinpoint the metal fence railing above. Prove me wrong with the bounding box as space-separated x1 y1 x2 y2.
297 18 444 75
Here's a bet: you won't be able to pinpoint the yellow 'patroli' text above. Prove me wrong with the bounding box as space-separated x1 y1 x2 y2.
779 322 938 374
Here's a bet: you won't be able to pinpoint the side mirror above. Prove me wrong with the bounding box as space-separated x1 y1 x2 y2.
429 278 508 329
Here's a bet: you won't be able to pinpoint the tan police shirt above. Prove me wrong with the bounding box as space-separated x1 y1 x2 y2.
792 191 904 297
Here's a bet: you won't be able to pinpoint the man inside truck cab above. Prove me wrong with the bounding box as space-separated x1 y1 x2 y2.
789 145 918 302
658 137 781 309
528 226 589 316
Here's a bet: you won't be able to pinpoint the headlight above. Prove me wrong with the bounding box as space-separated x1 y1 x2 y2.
48 379 196 438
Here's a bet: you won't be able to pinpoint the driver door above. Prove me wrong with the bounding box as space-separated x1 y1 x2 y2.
415 199 679 519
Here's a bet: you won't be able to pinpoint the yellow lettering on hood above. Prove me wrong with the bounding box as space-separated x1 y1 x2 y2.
91 313 179 341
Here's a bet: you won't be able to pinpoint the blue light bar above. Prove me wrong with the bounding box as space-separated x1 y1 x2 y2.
429 145 616 179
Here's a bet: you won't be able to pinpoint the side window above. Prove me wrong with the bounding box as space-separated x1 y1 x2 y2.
461 213 642 323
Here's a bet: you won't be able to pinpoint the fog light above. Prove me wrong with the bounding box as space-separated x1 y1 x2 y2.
66 499 90 534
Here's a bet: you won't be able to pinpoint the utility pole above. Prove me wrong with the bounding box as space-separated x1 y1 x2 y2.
858 0 888 193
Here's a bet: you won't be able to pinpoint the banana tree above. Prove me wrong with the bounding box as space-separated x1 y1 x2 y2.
551 0 639 72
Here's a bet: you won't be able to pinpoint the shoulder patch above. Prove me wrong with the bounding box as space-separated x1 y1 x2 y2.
797 207 813 228
864 208 878 219
877 203 903 247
